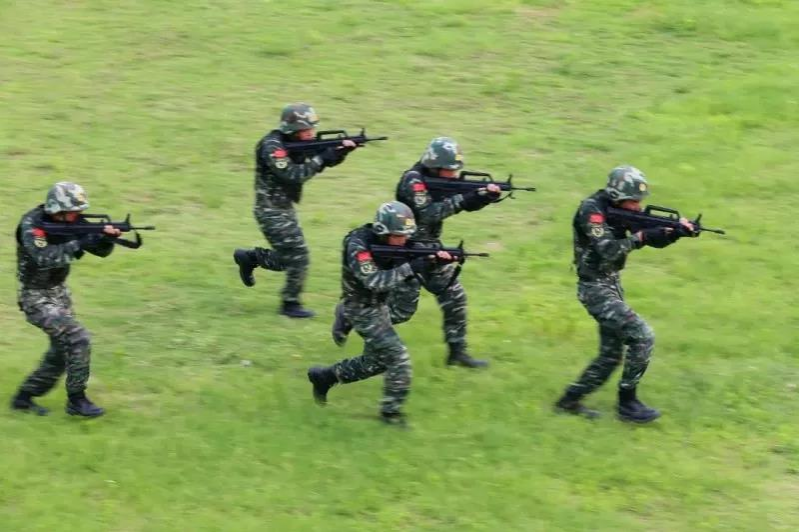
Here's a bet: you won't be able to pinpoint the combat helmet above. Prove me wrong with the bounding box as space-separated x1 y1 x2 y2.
279 103 320 134
605 165 650 202
373 201 417 236
420 137 464 170
44 182 89 214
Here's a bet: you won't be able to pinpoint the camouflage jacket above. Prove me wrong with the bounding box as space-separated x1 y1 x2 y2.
395 162 469 243
572 190 642 280
341 224 416 304
254 129 326 210
16 205 115 289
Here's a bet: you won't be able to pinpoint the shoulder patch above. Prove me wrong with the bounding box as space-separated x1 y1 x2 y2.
31 228 47 238
272 148 288 158
412 182 427 192
588 213 605 224
356 250 377 274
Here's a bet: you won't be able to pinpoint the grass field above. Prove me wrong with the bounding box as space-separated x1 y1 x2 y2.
1 1 798 530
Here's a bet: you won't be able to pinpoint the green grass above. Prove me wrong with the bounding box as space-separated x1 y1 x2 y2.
1 0 798 530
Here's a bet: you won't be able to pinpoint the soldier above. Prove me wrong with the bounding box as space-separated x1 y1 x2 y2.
332 137 499 367
308 201 453 427
554 166 697 423
10 182 121 418
233 103 357 318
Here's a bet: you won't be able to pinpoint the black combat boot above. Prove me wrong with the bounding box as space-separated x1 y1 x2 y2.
446 343 488 368
233 249 259 287
331 302 352 347
66 393 105 418
281 301 315 319
380 411 408 429
617 387 660 424
10 391 49 416
307 366 338 404
554 392 600 420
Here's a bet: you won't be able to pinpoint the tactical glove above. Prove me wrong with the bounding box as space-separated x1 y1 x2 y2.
460 190 491 212
409 256 433 275
319 147 346 168
479 188 502 201
77 234 107 250
638 228 677 248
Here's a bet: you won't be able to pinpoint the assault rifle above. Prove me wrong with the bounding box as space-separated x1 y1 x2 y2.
606 205 725 236
283 128 388 153
40 213 156 249
425 171 536 202
370 241 489 292
370 240 490 265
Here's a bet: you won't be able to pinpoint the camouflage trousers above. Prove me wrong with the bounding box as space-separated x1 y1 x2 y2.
566 278 655 397
332 301 411 415
253 205 308 303
388 262 467 348
17 285 92 396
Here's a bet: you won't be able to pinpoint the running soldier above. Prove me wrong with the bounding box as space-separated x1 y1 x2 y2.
554 166 697 423
332 137 499 367
234 103 357 318
308 201 454 427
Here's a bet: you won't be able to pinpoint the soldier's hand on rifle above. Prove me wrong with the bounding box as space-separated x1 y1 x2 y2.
103 225 122 237
338 139 357 151
677 217 698 237
435 250 454 262
478 184 502 201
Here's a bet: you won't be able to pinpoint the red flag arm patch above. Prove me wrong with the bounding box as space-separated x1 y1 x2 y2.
31 228 47 238
272 148 288 158
588 213 605 224
412 182 427 192
356 251 373 262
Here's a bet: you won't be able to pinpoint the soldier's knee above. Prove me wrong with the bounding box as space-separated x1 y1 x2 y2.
625 321 654 360
277 245 309 269
390 348 412 386
598 354 622 368
297 247 310 267
635 322 655 347
447 282 467 303
66 326 91 353
389 303 416 324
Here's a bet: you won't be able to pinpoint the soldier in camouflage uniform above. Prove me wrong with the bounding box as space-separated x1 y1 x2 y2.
308 201 454 427
10 182 121 418
233 103 358 318
332 137 499 368
554 166 697 423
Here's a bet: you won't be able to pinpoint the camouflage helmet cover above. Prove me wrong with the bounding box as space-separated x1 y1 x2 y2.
44 182 90 214
279 103 320 134
373 201 417 236
605 165 650 202
420 137 464 170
